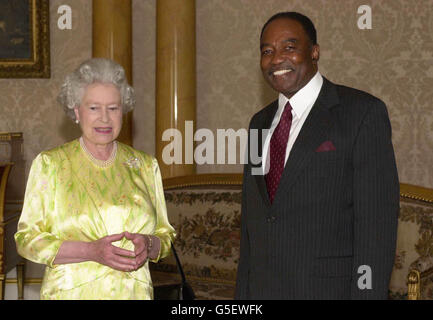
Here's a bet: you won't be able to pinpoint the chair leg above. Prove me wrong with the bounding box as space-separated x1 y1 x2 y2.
0 274 5 300
16 262 25 300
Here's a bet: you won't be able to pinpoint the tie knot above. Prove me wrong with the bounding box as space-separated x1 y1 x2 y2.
284 101 292 112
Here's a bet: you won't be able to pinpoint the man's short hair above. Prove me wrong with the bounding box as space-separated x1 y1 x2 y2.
260 12 317 46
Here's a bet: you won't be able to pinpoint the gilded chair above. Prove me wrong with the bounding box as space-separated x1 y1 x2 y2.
389 183 433 300
0 163 25 300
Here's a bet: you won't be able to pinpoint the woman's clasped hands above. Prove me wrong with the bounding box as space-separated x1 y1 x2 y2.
89 231 157 272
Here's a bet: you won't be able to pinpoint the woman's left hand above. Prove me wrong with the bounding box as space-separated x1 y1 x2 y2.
124 231 160 269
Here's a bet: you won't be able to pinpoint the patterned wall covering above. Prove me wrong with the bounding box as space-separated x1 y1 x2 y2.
0 0 90 177
192 0 433 188
1 0 432 187
133 0 433 188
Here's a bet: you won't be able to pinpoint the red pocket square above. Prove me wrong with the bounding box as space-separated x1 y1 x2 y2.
315 140 336 152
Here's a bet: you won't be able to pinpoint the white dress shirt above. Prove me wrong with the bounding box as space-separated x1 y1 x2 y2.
262 71 323 174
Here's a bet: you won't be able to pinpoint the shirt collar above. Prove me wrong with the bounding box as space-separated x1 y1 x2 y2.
278 71 323 118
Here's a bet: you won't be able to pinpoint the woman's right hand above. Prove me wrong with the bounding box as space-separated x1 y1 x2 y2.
88 232 137 272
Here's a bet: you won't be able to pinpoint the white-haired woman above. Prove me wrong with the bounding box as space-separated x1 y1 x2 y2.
15 58 175 300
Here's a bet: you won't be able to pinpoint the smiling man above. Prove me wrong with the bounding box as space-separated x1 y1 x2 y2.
235 12 400 299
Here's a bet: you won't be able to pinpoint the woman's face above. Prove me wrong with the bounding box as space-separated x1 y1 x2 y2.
74 82 123 149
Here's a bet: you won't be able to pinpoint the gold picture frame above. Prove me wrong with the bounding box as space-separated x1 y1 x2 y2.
0 0 50 78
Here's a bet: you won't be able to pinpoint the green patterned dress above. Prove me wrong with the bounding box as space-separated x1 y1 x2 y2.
15 139 175 299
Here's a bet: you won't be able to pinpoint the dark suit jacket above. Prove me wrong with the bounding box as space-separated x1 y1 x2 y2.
235 78 399 299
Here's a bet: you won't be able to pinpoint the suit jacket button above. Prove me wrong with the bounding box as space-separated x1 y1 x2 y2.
267 216 276 223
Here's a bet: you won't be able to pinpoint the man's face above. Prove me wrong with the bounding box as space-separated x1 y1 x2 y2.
260 18 320 99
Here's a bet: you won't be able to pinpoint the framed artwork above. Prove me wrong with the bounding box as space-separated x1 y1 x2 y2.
0 0 50 78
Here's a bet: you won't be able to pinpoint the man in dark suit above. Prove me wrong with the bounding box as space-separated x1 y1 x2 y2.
235 12 400 299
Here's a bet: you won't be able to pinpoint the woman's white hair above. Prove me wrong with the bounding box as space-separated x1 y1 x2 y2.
57 58 135 120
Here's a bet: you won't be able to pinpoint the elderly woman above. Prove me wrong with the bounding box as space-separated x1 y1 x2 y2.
15 58 175 299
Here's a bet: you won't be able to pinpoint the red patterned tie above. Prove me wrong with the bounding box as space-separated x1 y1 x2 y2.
265 101 293 203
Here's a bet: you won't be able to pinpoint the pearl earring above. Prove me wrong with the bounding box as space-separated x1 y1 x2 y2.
75 119 79 124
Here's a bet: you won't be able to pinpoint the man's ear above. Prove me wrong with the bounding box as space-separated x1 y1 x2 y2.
311 44 320 63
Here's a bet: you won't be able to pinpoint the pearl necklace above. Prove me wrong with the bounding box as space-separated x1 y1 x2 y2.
79 137 117 168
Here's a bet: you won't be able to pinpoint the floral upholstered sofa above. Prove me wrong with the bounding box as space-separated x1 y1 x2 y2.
151 174 433 300
150 174 242 299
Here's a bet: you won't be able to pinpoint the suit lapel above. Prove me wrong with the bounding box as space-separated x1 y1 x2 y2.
273 78 339 202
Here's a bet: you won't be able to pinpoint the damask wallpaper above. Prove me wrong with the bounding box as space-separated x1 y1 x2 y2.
193 0 433 188
1 0 432 188
0 0 89 175
133 0 433 188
